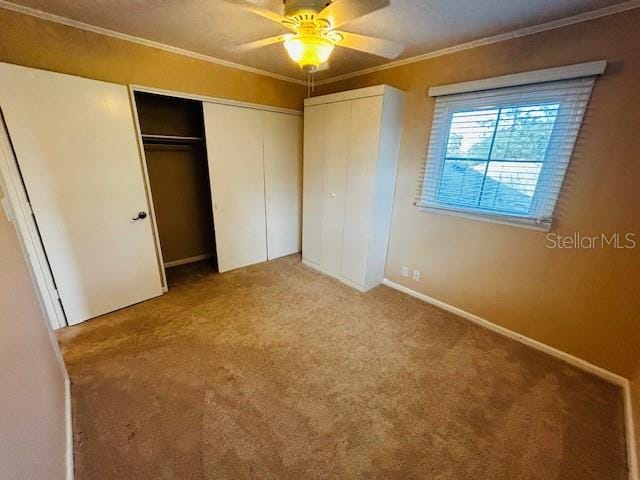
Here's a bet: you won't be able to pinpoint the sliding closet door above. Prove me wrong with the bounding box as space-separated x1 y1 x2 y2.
262 111 303 260
0 63 163 325
302 104 326 266
203 103 267 272
320 100 351 277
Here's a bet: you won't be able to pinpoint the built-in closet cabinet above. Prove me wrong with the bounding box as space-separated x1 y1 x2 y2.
302 85 405 291
204 103 302 272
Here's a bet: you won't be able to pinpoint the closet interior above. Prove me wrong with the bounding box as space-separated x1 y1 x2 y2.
134 92 217 280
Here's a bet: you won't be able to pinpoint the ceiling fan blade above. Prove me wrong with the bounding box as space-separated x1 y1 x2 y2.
223 0 297 30
235 35 291 52
244 5 294 26
318 0 390 28
336 31 404 59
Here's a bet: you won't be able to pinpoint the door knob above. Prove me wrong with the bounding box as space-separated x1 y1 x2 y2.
132 211 147 221
330 192 336 198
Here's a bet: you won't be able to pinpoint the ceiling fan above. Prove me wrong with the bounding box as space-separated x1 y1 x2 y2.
229 0 404 72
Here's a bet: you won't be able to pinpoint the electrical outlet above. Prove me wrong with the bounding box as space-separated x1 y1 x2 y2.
412 269 421 281
401 266 409 277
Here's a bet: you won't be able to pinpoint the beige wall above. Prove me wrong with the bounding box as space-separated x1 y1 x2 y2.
0 186 68 480
315 10 640 378
0 8 307 110
145 146 215 263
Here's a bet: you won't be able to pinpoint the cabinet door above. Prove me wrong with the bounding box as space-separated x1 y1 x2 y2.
320 100 351 277
0 63 163 325
341 96 383 286
262 111 303 260
203 103 267 272
302 105 326 265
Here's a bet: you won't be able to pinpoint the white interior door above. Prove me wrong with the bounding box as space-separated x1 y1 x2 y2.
320 100 351 277
262 111 303 260
302 105 326 266
203 103 267 272
0 63 163 326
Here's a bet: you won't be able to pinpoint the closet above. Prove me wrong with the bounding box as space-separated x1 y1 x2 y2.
203 104 303 272
135 93 303 276
302 85 405 292
0 61 302 329
136 93 303 277
134 92 217 276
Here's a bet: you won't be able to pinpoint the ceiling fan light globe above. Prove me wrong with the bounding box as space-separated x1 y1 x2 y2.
284 35 334 70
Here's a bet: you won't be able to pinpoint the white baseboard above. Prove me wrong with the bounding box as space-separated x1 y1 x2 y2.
163 253 214 268
624 381 639 480
65 377 74 480
382 278 637 480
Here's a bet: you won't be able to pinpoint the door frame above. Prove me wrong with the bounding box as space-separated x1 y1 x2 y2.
0 113 67 330
128 85 303 283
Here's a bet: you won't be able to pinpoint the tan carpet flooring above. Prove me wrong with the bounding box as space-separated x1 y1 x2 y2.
58 255 628 479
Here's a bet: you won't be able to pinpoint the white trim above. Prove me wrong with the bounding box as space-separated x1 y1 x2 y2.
164 253 215 268
2 0 637 89
304 85 386 106
382 278 625 383
128 87 169 291
0 113 67 330
624 381 639 480
382 278 637 479
314 0 640 86
0 0 307 86
131 85 303 116
428 60 606 96
416 205 551 232
65 377 74 480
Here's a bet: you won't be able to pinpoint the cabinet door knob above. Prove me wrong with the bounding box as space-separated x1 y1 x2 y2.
330 192 336 198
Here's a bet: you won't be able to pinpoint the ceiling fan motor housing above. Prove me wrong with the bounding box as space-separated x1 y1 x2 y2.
283 0 332 18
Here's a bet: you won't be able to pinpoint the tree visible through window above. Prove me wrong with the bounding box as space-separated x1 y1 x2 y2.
438 103 560 215
419 76 596 228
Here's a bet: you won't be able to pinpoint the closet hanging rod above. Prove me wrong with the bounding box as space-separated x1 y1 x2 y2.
141 134 203 143
143 143 200 149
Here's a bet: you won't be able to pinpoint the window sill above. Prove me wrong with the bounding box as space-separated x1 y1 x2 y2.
415 203 552 232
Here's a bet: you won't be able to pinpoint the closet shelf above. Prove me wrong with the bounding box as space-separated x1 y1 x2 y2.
141 134 203 144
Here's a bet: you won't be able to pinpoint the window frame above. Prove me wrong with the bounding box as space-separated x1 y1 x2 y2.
418 82 589 231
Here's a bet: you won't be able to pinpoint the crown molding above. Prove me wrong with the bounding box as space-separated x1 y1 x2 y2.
314 0 640 86
2 0 638 88
0 0 308 86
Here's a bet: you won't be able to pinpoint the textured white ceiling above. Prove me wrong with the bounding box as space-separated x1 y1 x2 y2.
5 0 633 81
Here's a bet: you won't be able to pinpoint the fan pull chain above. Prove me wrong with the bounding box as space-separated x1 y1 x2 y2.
307 72 316 98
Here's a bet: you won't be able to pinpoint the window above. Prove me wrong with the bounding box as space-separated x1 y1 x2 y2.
418 73 598 230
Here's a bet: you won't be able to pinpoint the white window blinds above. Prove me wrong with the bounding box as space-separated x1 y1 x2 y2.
417 74 598 229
